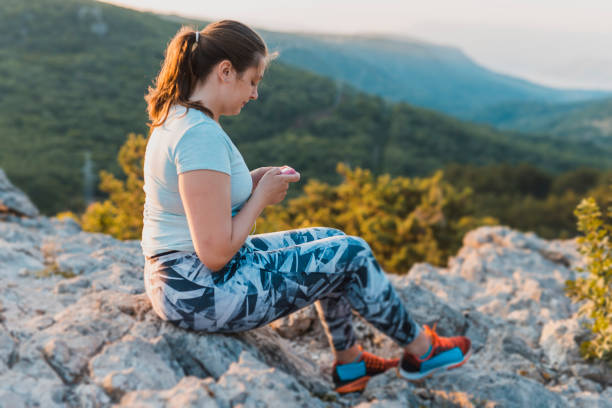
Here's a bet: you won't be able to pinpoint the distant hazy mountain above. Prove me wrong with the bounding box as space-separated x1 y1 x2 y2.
260 32 609 119
159 13 612 145
468 97 612 147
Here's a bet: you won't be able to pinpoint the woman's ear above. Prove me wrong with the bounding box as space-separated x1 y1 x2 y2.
217 60 234 83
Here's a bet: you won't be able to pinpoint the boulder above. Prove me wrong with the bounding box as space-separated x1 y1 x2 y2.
0 168 39 217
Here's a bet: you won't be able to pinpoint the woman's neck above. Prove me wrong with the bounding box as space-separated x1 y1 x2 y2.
188 80 222 123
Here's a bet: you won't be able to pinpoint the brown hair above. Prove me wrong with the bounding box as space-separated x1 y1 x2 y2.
145 20 272 129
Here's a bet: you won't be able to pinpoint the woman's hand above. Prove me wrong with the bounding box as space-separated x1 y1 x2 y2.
250 166 274 191
252 166 300 207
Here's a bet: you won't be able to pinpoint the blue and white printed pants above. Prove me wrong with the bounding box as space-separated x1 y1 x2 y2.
144 227 421 351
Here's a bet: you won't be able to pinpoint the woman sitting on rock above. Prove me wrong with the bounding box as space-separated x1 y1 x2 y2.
141 20 472 394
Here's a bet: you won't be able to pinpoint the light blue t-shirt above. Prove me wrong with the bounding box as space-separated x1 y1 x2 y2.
141 105 253 256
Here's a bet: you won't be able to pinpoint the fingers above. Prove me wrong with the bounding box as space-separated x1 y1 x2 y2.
267 166 299 180
277 173 300 182
266 167 282 176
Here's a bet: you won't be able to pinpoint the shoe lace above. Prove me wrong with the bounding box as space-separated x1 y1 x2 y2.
362 352 386 371
426 322 455 351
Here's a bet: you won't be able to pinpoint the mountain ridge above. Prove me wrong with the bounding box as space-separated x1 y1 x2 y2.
141 7 611 114
257 30 609 115
153 11 612 143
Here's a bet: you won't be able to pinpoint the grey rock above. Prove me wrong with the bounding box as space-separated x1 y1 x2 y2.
0 327 16 374
67 384 112 408
89 335 183 398
353 400 409 408
158 324 251 379
503 334 541 362
0 221 42 245
0 389 27 408
405 262 477 309
38 291 143 384
0 371 67 408
361 370 423 406
539 319 585 369
549 376 582 396
0 169 39 217
394 279 468 336
43 336 105 384
211 351 323 408
432 369 568 407
576 377 604 393
269 304 318 339
50 216 82 233
571 363 612 387
119 376 219 408
246 330 330 396
54 276 92 294
1 210 610 408
572 392 612 408
0 239 45 278
23 314 55 331
462 309 493 354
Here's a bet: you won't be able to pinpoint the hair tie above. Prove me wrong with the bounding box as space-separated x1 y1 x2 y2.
195 31 199 42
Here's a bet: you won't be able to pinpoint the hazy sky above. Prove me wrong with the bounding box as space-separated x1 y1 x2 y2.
100 0 612 90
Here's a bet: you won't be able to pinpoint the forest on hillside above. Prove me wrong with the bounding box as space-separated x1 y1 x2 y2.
1 0 610 217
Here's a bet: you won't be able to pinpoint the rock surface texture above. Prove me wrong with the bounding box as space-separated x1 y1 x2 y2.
0 176 610 406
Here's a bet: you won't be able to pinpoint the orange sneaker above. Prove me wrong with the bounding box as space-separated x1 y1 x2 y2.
397 323 472 382
332 345 399 394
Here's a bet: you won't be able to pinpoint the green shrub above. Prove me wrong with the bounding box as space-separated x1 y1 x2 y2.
258 163 496 273
79 133 146 240
565 189 612 365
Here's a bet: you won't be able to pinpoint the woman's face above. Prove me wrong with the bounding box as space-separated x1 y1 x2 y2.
225 58 265 116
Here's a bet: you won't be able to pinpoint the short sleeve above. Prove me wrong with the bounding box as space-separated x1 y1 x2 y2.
174 123 231 175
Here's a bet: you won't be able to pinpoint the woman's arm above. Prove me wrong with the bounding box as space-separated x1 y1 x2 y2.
179 169 266 272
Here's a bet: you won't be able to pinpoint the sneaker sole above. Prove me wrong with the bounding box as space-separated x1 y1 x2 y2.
397 348 473 381
335 375 371 394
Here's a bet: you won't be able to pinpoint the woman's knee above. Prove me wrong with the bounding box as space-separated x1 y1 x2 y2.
324 234 370 251
306 226 346 238
346 235 371 251
326 227 346 237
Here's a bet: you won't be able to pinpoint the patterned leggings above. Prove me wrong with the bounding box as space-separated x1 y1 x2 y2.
144 227 421 351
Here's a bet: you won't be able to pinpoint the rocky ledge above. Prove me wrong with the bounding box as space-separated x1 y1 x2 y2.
1 171 611 407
